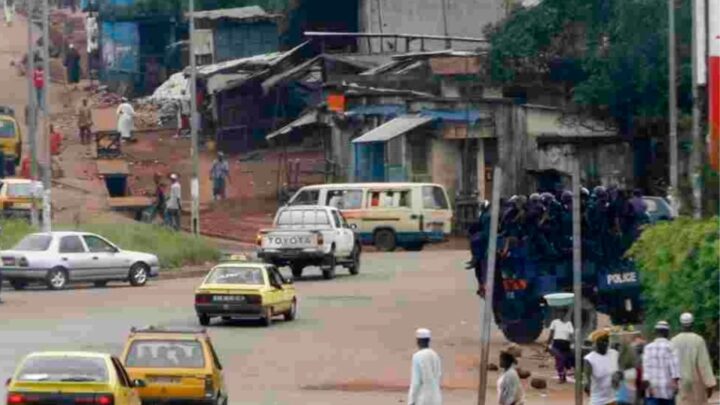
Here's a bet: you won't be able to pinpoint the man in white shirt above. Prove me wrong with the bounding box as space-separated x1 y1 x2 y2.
643 321 681 405
584 328 621 405
408 328 442 405
671 313 716 405
164 173 182 231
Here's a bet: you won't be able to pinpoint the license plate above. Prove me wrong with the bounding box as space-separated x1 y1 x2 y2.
150 376 180 383
213 295 245 303
2 257 15 266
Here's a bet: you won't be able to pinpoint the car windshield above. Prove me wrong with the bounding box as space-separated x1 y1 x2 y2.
125 340 205 369
7 183 37 198
16 356 108 382
12 234 52 251
275 209 331 229
206 266 264 285
0 118 16 139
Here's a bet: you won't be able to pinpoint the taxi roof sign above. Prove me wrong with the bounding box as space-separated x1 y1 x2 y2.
220 253 250 262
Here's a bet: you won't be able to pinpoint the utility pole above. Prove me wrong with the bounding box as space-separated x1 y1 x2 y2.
668 0 679 212
477 166 502 405
572 159 583 405
441 0 450 49
690 0 705 218
27 0 38 228
189 0 200 236
41 0 51 232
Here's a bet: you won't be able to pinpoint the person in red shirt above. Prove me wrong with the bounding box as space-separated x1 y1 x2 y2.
33 66 45 111
50 125 62 156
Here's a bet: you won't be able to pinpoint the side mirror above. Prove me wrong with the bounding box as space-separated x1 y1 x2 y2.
349 223 358 230
5 378 11 387
132 379 146 388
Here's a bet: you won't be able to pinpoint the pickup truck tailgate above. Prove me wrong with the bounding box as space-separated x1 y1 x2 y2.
262 231 319 249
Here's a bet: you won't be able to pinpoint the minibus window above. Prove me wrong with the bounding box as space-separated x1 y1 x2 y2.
422 186 449 209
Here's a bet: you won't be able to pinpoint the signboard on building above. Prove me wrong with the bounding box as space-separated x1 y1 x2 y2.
430 56 481 75
327 94 346 113
101 21 139 73
710 0 720 170
442 123 493 139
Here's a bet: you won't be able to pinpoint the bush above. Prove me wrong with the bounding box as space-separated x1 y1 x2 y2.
628 217 719 369
0 220 221 269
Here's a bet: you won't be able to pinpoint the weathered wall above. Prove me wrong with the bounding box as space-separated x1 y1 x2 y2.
535 143 633 188
359 0 500 52
430 137 461 199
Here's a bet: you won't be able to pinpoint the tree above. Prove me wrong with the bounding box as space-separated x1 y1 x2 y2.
487 0 693 137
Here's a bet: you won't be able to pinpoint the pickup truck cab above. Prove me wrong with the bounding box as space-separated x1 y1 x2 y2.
256 205 360 280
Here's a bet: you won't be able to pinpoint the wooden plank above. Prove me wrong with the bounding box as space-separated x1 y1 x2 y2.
96 159 129 175
108 196 153 209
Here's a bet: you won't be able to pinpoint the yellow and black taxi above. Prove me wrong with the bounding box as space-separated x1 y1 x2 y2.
0 106 22 175
120 327 226 405
0 178 42 219
6 351 144 405
194 259 297 327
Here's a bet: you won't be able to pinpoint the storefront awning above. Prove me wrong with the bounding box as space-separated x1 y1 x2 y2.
352 115 434 144
266 111 319 140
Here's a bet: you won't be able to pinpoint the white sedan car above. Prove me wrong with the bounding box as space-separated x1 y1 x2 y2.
0 231 160 290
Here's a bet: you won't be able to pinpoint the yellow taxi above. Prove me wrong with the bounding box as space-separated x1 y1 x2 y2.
194 260 297 327
0 106 22 174
0 178 42 219
6 351 144 405
120 327 227 405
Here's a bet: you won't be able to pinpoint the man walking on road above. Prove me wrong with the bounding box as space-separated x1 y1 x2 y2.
77 98 92 145
671 313 716 405
165 173 181 231
408 328 442 405
643 321 681 405
210 151 230 200
584 328 621 405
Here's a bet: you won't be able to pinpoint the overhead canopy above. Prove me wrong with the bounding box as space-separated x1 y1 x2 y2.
186 6 281 22
352 116 434 144
266 111 319 140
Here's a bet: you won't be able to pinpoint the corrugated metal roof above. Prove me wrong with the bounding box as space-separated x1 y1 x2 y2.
420 109 487 123
187 6 281 22
266 111 319 140
196 52 283 77
207 72 253 94
352 116 434 144
345 104 406 117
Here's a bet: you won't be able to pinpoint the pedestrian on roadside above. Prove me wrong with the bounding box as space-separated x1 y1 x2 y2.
547 307 575 383
210 151 230 200
49 125 62 156
408 328 442 405
175 91 190 138
33 65 45 112
116 98 135 141
497 349 525 405
584 328 621 405
64 44 81 90
3 0 15 26
164 173 181 231
151 173 166 223
671 313 716 405
77 98 93 145
643 321 680 405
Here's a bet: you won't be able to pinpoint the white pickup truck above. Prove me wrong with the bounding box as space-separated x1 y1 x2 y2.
256 205 360 280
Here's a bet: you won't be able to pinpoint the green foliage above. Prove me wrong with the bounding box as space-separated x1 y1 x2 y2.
628 218 720 368
0 220 221 269
488 0 692 134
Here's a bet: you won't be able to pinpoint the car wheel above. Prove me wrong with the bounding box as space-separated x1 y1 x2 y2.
322 254 336 280
46 268 68 290
261 307 273 327
129 263 149 287
198 313 210 326
93 281 108 288
10 281 28 290
284 299 297 322
374 229 397 252
290 264 304 279
347 246 360 275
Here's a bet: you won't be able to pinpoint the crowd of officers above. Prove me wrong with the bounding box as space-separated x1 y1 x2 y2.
468 187 650 294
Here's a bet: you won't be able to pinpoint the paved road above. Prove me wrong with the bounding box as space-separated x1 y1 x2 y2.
0 251 576 405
